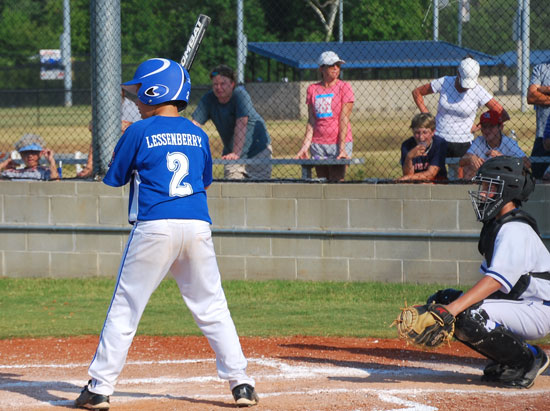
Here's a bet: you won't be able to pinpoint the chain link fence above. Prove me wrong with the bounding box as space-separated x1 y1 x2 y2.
0 0 549 181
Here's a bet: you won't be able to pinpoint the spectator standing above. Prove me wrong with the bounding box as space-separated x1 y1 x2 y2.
398 113 447 181
460 110 529 180
192 65 272 180
296 51 354 182
412 57 510 177
527 61 550 179
0 134 59 180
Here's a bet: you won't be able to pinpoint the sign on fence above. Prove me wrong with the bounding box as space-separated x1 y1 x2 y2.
39 49 64 80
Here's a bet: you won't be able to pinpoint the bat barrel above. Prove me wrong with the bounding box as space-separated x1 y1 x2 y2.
180 14 211 71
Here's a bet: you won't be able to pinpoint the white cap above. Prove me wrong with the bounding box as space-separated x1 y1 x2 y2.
458 57 480 89
317 51 345 66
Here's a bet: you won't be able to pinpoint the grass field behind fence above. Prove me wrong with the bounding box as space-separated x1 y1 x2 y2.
0 105 538 180
1 278 549 345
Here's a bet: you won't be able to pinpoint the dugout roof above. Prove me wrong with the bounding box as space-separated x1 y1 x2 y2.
247 40 498 70
497 49 550 67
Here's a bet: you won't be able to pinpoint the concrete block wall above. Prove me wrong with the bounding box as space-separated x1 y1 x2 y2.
1 180 549 284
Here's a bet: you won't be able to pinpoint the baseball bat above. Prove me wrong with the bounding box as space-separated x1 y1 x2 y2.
123 14 210 103
180 14 211 71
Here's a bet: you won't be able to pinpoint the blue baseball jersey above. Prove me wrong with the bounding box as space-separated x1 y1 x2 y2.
103 116 213 224
400 135 448 180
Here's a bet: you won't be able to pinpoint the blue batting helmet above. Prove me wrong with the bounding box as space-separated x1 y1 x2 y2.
122 58 191 111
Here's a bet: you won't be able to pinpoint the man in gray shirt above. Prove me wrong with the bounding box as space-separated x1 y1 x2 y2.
527 61 550 179
192 65 272 180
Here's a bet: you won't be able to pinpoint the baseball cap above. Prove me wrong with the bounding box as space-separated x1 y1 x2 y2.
317 51 345 66
479 110 502 126
458 57 480 89
14 133 45 153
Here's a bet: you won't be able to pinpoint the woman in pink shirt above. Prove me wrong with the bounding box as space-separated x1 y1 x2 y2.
296 51 355 182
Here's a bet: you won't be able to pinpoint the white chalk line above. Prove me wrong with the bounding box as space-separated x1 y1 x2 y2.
0 357 548 409
0 356 479 377
7 387 549 409
0 358 211 370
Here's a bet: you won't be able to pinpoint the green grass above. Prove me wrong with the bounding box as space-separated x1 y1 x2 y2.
0 278 445 339
1 278 548 344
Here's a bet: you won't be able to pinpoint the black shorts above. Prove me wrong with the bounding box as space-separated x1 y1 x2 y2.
446 142 471 158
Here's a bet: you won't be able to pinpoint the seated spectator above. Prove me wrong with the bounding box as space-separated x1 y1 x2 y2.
459 110 529 180
397 113 447 181
0 134 59 180
192 64 272 180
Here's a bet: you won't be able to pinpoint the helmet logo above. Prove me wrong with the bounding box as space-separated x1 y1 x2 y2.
144 85 169 98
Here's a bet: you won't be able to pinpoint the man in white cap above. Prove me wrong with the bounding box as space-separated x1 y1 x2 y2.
0 134 59 180
412 56 510 178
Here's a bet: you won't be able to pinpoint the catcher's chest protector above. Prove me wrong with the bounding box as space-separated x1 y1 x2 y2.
478 209 539 266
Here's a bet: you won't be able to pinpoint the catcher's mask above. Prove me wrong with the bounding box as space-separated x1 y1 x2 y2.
468 156 534 222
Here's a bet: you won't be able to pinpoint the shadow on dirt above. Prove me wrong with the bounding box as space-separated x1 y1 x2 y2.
0 373 237 409
280 342 483 364
275 354 492 386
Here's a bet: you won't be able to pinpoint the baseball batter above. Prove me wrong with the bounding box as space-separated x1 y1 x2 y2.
429 156 550 388
75 58 258 410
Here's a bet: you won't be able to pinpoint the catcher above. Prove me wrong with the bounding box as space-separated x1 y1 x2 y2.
395 156 550 388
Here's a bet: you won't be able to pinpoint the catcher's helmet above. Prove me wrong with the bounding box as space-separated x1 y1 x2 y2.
122 58 191 111
468 156 534 222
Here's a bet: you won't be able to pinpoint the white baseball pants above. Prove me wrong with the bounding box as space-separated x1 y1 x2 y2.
87 219 254 396
481 299 550 340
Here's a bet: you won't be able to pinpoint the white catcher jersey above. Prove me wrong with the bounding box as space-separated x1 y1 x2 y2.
481 221 550 301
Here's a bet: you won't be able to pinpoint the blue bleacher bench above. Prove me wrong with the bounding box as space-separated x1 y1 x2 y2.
26 154 365 180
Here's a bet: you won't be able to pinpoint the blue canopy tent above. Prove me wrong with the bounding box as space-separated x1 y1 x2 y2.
247 40 498 81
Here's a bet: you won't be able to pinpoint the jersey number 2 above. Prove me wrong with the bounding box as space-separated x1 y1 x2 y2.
167 152 193 197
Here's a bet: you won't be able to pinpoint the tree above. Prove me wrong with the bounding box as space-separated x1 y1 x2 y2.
343 0 432 41
305 0 339 41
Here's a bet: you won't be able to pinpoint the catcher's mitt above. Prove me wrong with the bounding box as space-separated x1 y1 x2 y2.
392 303 455 348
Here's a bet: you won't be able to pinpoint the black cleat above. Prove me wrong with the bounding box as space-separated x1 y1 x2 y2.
74 380 110 410
232 383 259 407
482 361 525 382
502 346 550 389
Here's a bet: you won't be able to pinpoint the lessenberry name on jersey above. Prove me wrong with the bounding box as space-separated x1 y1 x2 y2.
146 132 203 149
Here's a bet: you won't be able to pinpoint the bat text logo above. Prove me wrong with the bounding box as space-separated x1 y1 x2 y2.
181 21 203 65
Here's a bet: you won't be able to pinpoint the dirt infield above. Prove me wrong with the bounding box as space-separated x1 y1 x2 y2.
0 336 548 410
